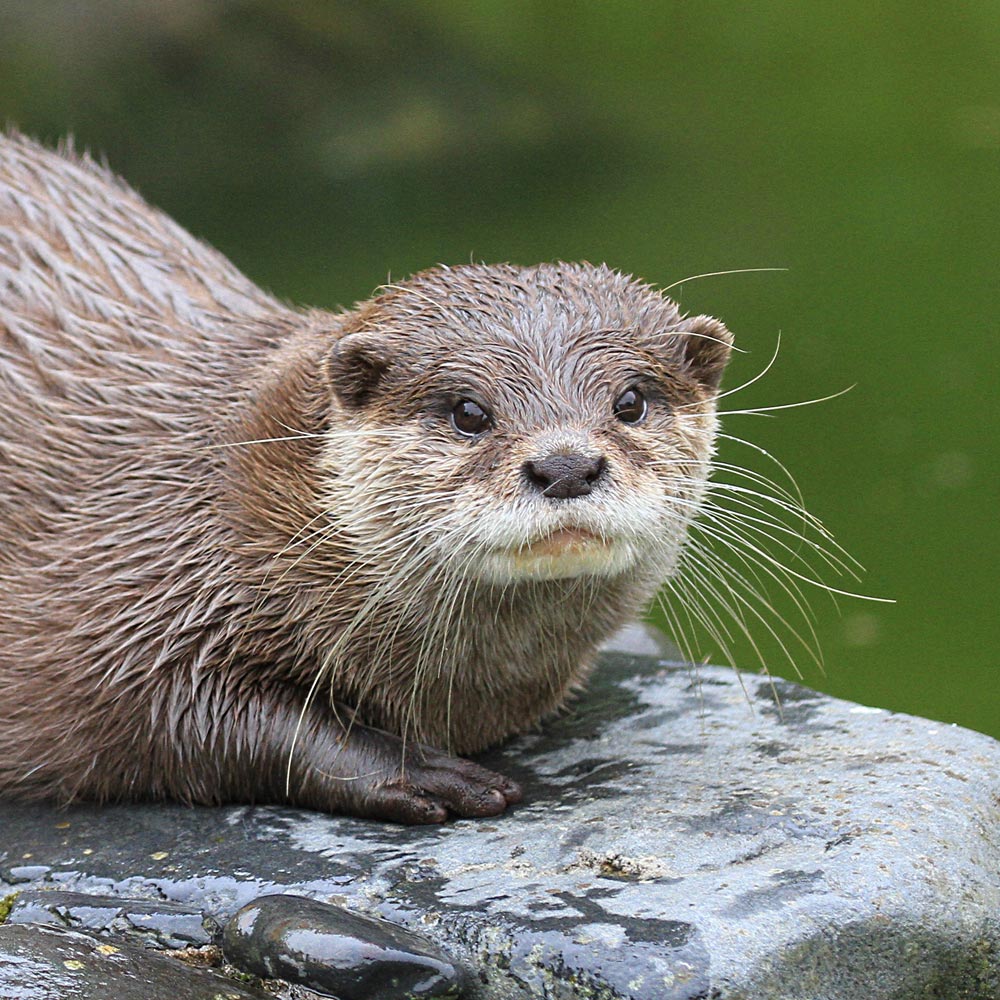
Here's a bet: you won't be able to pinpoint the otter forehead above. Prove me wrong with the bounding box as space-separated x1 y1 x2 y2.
335 262 703 420
327 261 732 429
375 261 684 354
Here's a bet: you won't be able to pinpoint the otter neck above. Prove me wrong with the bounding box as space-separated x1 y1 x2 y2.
319 568 655 754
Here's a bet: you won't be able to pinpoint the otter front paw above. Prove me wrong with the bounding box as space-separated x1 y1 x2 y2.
359 745 522 825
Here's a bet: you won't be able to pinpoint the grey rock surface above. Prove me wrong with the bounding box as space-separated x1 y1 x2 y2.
1 644 999 999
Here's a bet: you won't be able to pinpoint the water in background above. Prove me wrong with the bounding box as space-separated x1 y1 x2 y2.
2 2 997 737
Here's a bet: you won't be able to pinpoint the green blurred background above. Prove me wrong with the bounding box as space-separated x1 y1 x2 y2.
1 2 996 737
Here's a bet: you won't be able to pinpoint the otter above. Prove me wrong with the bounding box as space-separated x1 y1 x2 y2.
0 133 731 823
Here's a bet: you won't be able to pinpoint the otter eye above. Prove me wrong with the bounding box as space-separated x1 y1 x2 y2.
450 399 491 437
613 387 647 424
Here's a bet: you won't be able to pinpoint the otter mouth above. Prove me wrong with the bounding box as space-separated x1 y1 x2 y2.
477 526 628 582
515 527 608 558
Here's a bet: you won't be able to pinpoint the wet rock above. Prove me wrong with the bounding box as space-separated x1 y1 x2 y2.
0 922 271 999
8 888 216 948
223 893 462 1000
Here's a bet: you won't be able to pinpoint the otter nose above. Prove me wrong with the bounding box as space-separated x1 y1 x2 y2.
523 454 608 499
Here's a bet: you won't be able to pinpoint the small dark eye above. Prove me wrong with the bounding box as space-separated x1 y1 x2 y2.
613 387 647 424
450 399 491 436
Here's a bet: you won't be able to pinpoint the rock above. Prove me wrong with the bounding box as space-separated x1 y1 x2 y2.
8 888 216 949
1 650 999 999
222 893 461 999
0 922 272 999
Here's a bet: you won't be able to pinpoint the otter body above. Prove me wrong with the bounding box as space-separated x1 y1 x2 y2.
0 134 731 822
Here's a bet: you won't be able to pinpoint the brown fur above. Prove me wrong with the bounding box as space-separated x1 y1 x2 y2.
0 133 731 823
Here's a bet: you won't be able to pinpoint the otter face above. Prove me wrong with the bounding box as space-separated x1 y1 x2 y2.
322 262 731 589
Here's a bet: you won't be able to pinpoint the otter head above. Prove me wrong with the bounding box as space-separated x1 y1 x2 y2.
322 262 732 593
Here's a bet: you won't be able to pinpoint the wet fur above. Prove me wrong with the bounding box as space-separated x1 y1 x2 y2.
0 133 731 821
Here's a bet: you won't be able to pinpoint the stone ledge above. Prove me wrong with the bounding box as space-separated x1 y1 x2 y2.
1 645 998 999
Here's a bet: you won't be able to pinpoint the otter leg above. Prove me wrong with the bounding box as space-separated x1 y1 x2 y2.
165 680 522 823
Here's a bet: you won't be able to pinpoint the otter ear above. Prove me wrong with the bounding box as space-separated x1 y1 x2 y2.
675 315 733 391
326 334 393 408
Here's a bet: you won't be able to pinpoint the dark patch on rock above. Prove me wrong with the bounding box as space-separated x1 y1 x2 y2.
681 794 814 842
630 709 690 731
532 682 648 745
756 677 833 727
724 868 826 918
842 752 908 769
0 802 356 887
546 890 695 947
640 739 708 755
752 740 794 758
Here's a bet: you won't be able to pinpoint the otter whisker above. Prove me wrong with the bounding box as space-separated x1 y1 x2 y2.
715 384 855 418
659 572 743 673
656 463 828 538
671 549 800 676
416 545 483 754
716 431 810 501
694 518 891 604
710 460 808 517
288 532 457 794
691 518 826 633
203 432 324 450
683 532 825 672
711 332 784 403
696 494 857 578
659 266 788 295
